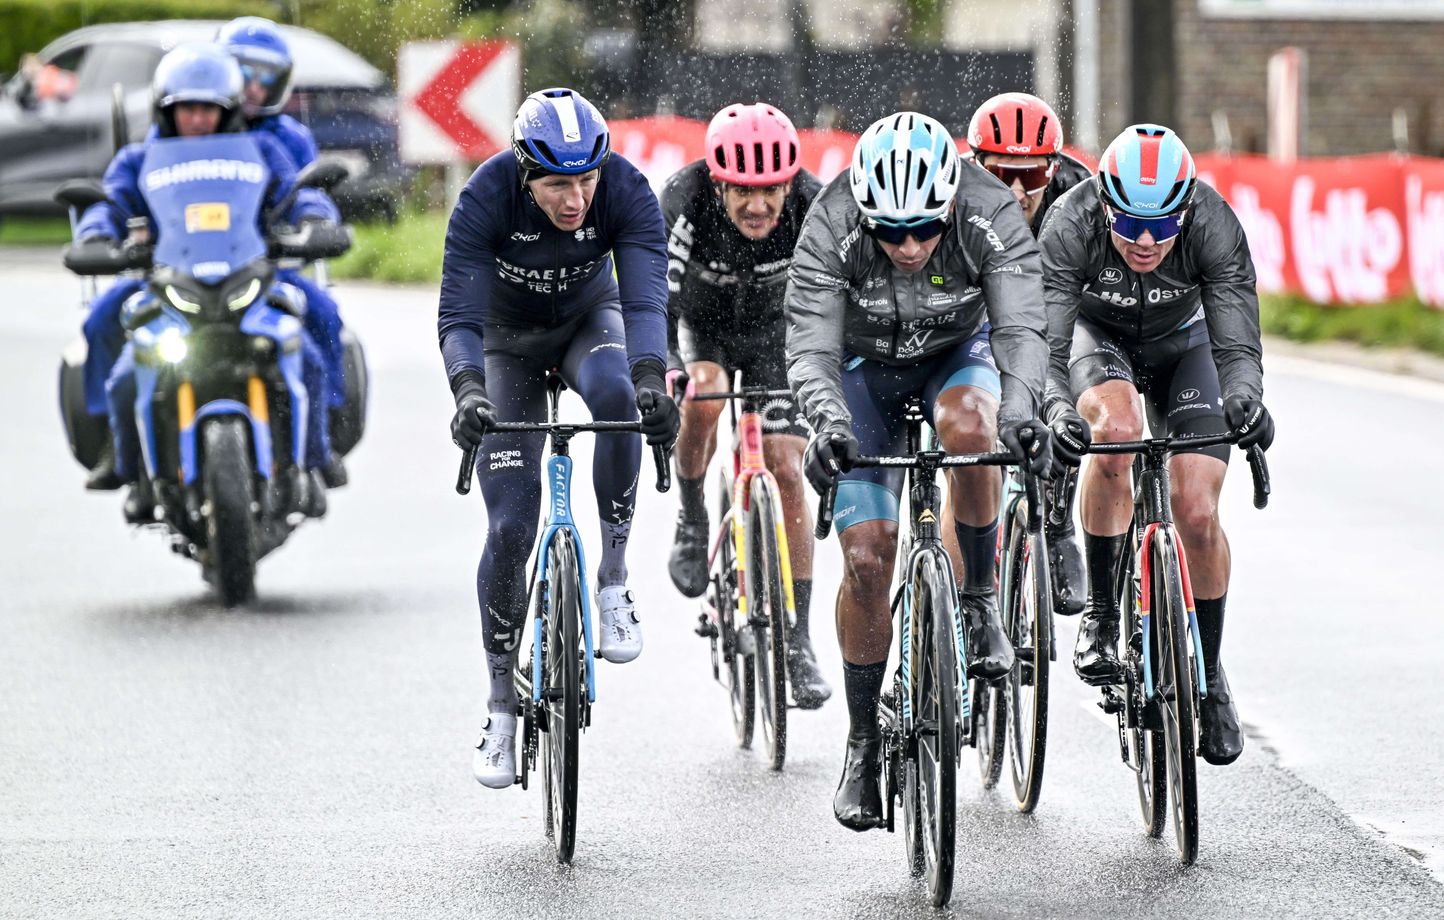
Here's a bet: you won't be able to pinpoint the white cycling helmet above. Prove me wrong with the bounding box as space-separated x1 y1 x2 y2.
849 111 961 226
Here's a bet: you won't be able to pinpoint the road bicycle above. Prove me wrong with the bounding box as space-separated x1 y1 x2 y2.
976 457 1052 813
1092 433 1269 865
814 402 1028 907
693 382 797 770
456 372 670 864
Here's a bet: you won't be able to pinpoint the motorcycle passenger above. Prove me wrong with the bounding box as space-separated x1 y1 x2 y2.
218 16 351 487
439 88 679 789
786 112 1053 830
75 44 337 520
1038 124 1275 765
966 91 1095 614
661 102 831 709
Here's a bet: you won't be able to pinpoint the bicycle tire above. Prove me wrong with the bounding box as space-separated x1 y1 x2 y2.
904 550 957 908
715 470 755 749
1006 508 1052 813
1124 542 1166 837
540 529 582 865
1153 530 1200 864
747 477 788 771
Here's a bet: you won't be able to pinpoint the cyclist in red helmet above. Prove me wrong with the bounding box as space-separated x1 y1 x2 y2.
966 91 1095 615
968 92 1092 234
662 102 831 708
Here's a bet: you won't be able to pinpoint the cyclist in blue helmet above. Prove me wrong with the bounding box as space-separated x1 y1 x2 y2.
1039 124 1275 766
439 87 678 789
217 17 352 488
73 43 337 519
788 111 1054 829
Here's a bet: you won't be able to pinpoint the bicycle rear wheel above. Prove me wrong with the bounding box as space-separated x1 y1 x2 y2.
747 477 788 771
1006 509 1052 813
540 529 582 864
1152 530 1200 864
903 550 957 908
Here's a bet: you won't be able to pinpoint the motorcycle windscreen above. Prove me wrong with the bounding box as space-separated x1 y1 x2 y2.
138 134 269 284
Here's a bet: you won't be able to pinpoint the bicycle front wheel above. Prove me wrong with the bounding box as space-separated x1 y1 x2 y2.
904 550 957 908
1152 529 1199 864
540 529 583 864
1005 509 1052 813
1123 540 1166 837
746 476 789 771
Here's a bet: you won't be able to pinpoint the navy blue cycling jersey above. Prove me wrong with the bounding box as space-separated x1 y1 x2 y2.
437 150 669 383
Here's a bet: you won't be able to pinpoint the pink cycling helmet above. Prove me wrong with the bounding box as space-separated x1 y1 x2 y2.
705 102 801 186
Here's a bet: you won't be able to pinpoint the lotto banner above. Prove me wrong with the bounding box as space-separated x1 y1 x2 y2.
613 117 1441 307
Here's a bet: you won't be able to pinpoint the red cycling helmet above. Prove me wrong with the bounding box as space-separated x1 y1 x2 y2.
705 102 801 186
968 92 1064 157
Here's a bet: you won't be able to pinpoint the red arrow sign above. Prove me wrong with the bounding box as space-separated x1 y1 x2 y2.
412 42 512 159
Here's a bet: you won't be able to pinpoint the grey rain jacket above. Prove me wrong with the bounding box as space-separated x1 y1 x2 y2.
784 167 1050 435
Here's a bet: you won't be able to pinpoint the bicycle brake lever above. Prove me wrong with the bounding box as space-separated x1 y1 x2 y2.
814 480 837 540
456 445 478 495
653 444 672 493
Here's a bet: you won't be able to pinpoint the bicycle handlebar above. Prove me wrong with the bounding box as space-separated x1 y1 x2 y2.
1083 433 1271 510
690 388 794 402
455 420 672 497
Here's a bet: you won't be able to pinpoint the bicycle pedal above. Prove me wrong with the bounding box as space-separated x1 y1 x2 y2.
694 613 718 639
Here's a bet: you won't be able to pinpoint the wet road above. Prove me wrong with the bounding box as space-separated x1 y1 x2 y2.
4 251 1442 918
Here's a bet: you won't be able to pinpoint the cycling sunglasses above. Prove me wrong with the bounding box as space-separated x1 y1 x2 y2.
1104 204 1188 244
862 216 949 246
978 158 1054 194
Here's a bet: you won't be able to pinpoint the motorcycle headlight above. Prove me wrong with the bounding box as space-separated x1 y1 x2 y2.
165 284 202 314
156 328 188 364
227 278 263 312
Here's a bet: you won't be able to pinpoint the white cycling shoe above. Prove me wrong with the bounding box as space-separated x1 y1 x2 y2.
471 713 517 789
597 586 643 664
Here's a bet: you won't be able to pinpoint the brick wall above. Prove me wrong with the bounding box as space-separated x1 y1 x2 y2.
1095 1 1444 156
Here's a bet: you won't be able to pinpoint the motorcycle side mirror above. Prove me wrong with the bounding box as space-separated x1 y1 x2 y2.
54 178 107 212
295 160 349 192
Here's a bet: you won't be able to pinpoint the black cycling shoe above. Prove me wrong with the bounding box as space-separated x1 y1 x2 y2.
786 627 832 710
667 512 710 598
1073 606 1123 685
1198 665 1245 765
1046 521 1086 616
320 452 348 489
85 442 122 491
304 470 328 519
833 732 883 831
122 481 154 525
960 589 1015 682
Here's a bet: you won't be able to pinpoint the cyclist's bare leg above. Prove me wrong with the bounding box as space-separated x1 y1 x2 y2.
1168 453 1229 597
675 360 727 478
1073 379 1143 682
668 361 727 596
934 385 1013 678
836 520 899 666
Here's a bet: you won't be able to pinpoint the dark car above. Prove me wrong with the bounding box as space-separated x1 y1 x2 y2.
0 20 406 221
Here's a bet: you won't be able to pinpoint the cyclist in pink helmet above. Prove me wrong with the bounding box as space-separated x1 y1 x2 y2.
662 102 832 709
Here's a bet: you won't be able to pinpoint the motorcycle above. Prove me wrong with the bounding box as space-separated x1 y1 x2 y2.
56 133 368 605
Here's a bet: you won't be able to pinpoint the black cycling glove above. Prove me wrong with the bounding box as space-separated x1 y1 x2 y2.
449 369 497 449
1223 396 1275 450
998 414 1055 480
1048 410 1091 468
804 427 860 497
633 361 680 448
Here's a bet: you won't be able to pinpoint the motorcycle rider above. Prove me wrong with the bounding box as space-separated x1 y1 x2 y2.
74 43 338 520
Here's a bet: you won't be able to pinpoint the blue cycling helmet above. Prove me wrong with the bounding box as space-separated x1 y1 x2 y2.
1098 124 1196 216
511 88 610 180
217 17 293 118
151 43 245 138
849 111 961 226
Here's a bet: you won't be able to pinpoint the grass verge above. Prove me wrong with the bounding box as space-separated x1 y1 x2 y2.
331 211 446 285
1260 293 1444 356
0 217 73 246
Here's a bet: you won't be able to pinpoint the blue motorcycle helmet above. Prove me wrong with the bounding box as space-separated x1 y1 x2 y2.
151 43 246 138
511 88 610 183
217 17 293 118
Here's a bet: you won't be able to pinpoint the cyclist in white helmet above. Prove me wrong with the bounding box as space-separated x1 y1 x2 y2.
786 111 1054 830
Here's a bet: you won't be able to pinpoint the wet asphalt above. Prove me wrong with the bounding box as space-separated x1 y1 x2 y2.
3 250 1442 918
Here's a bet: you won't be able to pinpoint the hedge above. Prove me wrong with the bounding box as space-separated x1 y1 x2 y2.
0 0 277 75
